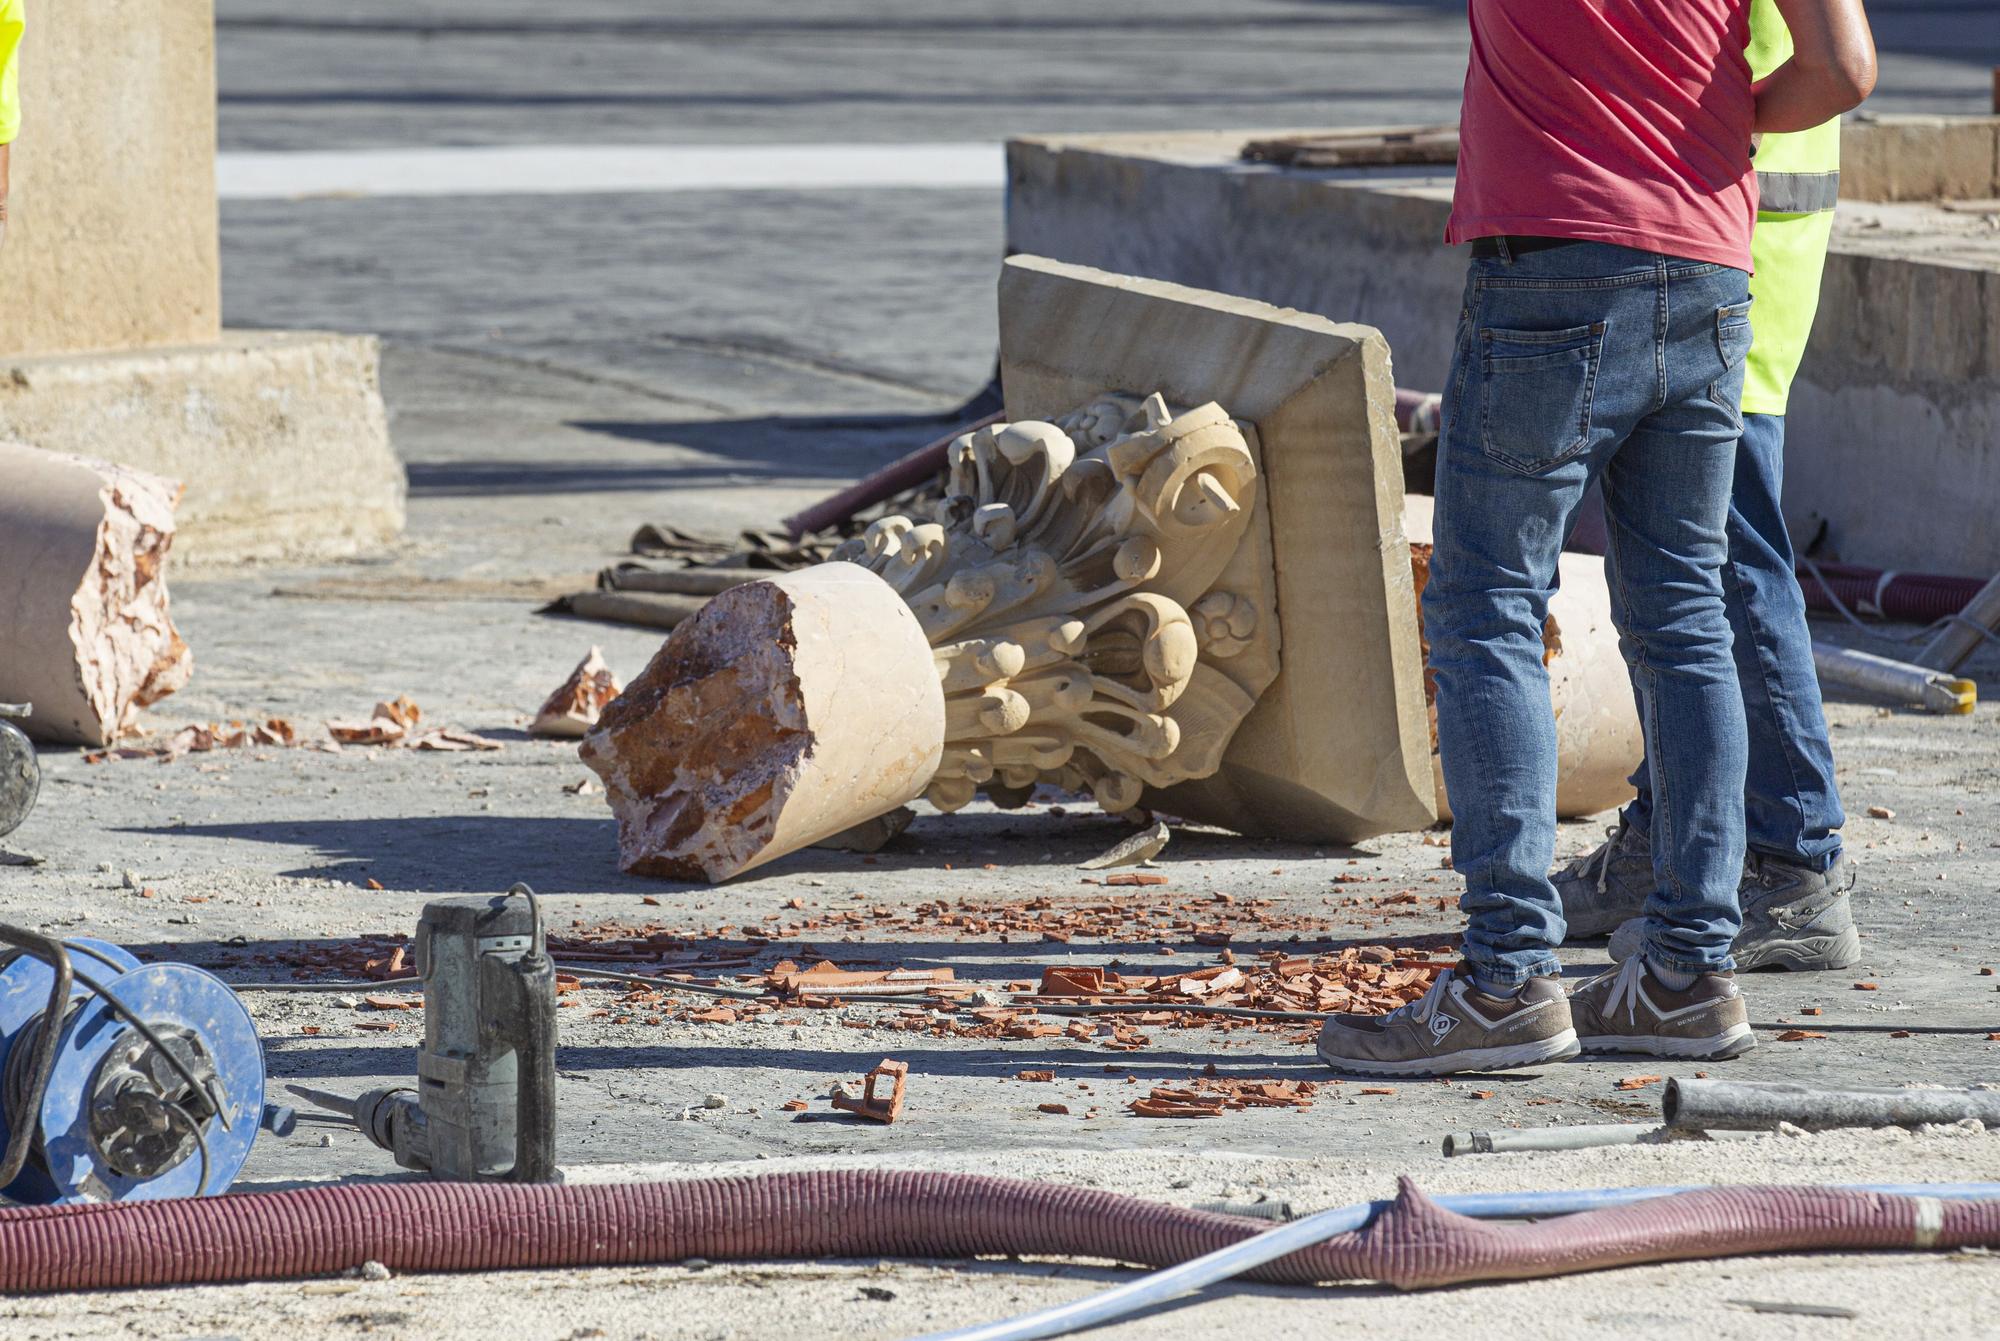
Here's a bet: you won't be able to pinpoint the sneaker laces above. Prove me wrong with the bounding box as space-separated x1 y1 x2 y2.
1386 968 1455 1024
1599 954 1649 1028
1570 821 1627 895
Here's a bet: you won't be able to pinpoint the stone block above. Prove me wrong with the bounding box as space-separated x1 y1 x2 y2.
0 443 190 746
1840 115 2000 203
0 331 404 565
999 255 1435 843
0 0 220 357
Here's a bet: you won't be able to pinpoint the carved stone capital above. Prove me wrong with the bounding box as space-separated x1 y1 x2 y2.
831 392 1280 815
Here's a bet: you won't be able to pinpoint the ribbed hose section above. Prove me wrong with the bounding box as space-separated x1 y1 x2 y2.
0 1172 1993 1294
1796 562 1987 624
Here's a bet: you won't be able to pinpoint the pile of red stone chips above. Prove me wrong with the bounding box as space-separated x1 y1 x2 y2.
1128 1076 1319 1118
1033 945 1450 1015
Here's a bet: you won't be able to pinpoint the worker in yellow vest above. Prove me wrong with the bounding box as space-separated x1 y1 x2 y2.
1556 0 1859 972
0 0 20 247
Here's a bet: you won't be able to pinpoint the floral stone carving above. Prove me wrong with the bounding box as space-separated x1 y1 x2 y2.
829 392 1280 817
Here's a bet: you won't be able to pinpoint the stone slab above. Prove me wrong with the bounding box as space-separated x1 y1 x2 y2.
0 0 221 357
1841 114 2000 202
0 331 405 565
1006 126 2000 575
998 255 1435 843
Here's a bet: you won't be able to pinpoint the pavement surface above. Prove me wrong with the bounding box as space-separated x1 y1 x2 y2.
4 3 1999 1337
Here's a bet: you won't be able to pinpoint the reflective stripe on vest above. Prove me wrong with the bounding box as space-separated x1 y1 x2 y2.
1757 169 1840 214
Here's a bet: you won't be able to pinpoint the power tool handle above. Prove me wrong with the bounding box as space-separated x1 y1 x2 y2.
497 950 559 1183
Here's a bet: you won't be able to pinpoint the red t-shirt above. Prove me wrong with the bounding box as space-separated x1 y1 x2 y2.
1445 0 1759 271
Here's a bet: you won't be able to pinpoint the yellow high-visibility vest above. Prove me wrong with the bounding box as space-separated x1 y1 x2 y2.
0 0 21 145
1744 0 1841 416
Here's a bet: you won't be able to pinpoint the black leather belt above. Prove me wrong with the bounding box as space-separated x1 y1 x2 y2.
1470 235 1584 260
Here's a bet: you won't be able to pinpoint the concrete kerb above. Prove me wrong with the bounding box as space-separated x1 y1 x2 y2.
0 331 405 566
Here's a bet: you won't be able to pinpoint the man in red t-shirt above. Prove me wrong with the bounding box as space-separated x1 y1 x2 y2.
1318 0 1875 1078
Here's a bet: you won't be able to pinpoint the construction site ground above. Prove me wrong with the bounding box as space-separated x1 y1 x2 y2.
4 3 1997 1337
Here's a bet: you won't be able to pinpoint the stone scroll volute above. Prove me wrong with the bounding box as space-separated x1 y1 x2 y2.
830 392 1282 818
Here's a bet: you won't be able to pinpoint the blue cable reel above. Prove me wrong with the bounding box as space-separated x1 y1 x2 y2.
0 928 268 1204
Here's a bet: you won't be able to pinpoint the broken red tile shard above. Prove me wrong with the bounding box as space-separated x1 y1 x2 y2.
1039 965 1108 996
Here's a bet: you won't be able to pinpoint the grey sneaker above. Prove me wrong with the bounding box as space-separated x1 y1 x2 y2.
1569 957 1755 1059
1607 851 1861 971
1553 819 1652 939
1315 969 1580 1077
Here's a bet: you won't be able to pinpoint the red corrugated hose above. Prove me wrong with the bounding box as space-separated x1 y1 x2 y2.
0 1171 1995 1294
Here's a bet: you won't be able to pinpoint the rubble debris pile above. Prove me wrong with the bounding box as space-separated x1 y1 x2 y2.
1128 1076 1317 1117
0 443 192 745
83 696 500 761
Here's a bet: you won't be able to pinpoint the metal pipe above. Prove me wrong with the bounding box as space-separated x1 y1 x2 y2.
781 412 1003 538
1665 1079 2000 1133
1919 569 2000 672
1442 1124 1763 1157
1811 642 1974 714
920 1181 2000 1341
556 590 708 631
599 566 756 597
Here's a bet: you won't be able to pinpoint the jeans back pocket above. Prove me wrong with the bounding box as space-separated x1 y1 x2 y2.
1710 299 1754 415
1478 322 1605 475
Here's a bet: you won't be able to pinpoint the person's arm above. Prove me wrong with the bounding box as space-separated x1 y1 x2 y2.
1756 0 1877 133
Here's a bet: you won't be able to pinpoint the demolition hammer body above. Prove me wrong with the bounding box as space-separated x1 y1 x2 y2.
297 886 558 1181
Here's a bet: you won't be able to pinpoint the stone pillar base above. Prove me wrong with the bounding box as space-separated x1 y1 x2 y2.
0 331 404 566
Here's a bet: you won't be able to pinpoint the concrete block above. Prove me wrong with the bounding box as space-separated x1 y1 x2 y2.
999 255 1436 843
0 331 405 565
0 0 220 357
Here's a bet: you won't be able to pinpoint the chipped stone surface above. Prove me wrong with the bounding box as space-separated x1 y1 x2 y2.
0 442 191 746
580 565 944 882
531 646 622 739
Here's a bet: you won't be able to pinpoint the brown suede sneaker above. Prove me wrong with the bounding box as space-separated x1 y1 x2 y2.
1315 968 1579 1077
1568 956 1756 1059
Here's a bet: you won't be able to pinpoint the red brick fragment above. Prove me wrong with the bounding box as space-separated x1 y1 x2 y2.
1037 1103 1071 1115
831 1058 909 1124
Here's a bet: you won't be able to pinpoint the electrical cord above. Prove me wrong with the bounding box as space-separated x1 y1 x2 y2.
0 928 72 1188
163 1103 212 1199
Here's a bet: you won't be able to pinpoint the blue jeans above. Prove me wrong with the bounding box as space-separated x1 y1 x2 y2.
1622 413 1845 871
1427 241 1751 984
